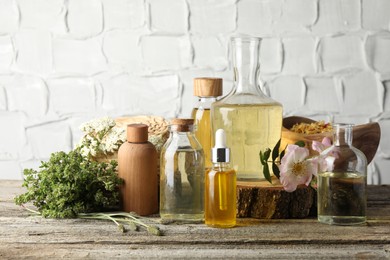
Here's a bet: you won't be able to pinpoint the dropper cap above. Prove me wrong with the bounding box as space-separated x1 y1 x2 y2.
212 129 230 163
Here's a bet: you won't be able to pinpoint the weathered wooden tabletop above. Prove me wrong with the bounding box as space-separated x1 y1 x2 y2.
1 180 389 259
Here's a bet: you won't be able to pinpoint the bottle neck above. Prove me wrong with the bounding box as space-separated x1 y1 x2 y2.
169 125 202 150
170 126 196 142
231 37 262 95
333 124 353 146
170 124 195 133
212 162 232 171
196 96 218 109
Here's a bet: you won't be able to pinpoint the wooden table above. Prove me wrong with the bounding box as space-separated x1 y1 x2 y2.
1 181 389 259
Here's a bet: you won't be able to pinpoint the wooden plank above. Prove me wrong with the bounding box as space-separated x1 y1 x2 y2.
1 181 390 258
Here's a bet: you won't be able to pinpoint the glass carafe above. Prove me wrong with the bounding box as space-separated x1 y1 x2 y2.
317 124 367 225
160 119 205 222
211 37 283 181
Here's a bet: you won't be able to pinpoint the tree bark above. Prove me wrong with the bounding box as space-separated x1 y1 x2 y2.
237 177 317 219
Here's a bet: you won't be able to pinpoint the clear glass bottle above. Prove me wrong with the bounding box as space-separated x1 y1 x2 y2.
160 118 205 221
317 124 367 225
205 129 236 228
191 78 223 169
211 37 283 181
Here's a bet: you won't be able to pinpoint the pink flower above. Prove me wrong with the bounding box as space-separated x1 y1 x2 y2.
312 137 336 172
279 144 318 192
312 137 332 154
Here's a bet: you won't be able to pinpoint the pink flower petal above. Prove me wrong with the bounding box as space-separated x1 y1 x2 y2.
312 137 332 154
291 146 309 162
312 140 325 153
280 174 299 192
304 161 316 185
322 137 332 147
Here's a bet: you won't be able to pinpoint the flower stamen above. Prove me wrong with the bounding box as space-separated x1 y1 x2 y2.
292 161 306 176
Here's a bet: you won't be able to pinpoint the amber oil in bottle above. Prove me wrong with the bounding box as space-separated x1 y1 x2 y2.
211 37 283 181
191 78 222 169
205 129 236 228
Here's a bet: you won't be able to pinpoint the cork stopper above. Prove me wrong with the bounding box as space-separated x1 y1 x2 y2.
193 78 223 97
170 118 194 132
127 124 148 143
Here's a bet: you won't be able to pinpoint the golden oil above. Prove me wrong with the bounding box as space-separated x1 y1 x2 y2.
192 78 223 169
318 172 366 225
205 129 236 228
212 103 283 181
192 107 212 168
205 166 236 228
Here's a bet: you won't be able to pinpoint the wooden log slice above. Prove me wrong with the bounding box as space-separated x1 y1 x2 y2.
237 177 317 219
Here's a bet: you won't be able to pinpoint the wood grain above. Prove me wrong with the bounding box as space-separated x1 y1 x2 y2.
1 181 389 259
118 139 158 216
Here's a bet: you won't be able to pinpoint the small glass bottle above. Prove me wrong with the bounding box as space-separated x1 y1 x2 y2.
205 129 236 228
191 78 223 169
160 118 205 221
211 37 283 181
317 124 367 225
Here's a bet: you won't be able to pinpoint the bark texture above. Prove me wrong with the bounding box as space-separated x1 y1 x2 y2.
237 178 316 219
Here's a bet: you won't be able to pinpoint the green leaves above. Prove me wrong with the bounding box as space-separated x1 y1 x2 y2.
259 139 305 184
271 139 281 179
260 140 283 184
15 149 122 218
259 148 272 183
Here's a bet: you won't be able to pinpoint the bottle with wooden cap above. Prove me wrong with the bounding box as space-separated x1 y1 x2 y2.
160 118 205 222
118 124 158 216
191 78 223 169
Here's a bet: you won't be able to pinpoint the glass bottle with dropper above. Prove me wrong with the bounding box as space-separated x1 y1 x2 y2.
191 78 223 169
205 129 236 228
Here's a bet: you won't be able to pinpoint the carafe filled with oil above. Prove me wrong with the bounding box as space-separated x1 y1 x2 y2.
211 37 283 181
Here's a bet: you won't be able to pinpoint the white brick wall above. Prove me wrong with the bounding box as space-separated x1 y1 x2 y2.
0 0 390 184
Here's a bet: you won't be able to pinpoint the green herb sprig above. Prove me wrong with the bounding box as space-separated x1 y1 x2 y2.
23 206 162 236
15 149 122 218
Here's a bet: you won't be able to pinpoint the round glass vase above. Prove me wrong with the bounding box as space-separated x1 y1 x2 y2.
317 124 367 225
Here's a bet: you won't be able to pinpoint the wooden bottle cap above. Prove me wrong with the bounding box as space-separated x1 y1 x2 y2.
127 124 148 143
170 118 194 132
170 118 194 126
193 78 222 97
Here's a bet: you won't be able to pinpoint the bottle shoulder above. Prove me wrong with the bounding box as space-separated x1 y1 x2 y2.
119 141 157 155
208 162 235 172
331 145 367 173
162 135 203 153
212 92 282 107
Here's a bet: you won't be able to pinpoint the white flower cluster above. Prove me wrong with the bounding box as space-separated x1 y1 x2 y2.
77 117 126 158
149 134 166 152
